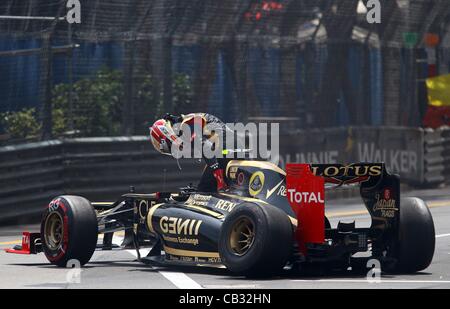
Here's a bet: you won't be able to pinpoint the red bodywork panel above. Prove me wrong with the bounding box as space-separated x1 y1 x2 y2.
286 164 325 255
4 232 41 255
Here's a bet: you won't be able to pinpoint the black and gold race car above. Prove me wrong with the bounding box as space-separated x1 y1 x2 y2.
6 160 435 277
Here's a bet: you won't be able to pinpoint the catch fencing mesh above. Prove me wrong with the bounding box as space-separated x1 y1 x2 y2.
1 0 450 143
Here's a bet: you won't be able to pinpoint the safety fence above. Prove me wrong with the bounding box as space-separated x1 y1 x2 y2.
423 127 450 184
278 126 426 184
2 0 450 143
1 126 449 223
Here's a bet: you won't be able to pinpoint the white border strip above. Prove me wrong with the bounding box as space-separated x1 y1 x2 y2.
158 271 203 289
112 235 203 289
436 233 450 238
292 279 450 284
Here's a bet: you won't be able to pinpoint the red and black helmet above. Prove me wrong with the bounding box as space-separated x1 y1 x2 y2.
149 119 179 155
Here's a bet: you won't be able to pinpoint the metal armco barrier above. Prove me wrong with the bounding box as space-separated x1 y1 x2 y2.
423 127 450 184
0 137 202 223
0 127 449 223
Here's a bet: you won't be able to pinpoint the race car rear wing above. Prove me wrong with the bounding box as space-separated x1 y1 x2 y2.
308 163 385 185
286 163 400 255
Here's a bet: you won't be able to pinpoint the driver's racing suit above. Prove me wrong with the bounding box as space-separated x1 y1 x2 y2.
164 113 234 192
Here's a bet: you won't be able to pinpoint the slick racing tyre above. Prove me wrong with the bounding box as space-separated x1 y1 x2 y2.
219 203 293 277
387 197 435 273
41 195 98 267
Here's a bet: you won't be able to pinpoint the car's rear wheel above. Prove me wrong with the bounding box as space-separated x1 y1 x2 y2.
219 203 293 277
386 197 435 273
41 195 98 267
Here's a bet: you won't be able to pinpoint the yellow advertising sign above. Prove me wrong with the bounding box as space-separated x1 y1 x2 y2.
427 74 450 107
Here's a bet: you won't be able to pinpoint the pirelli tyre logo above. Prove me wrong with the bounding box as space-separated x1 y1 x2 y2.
160 216 202 236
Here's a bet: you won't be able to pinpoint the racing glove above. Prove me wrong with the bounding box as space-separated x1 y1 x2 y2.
213 168 227 192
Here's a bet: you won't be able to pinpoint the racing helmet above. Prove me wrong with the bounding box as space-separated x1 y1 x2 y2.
149 119 178 155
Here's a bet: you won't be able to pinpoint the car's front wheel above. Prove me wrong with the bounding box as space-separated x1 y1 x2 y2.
41 195 98 267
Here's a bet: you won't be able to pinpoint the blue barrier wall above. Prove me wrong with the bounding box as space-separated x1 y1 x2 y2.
0 35 41 113
1 35 387 127
0 38 123 115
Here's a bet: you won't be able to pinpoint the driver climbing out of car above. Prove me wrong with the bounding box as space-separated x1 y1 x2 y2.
149 113 235 193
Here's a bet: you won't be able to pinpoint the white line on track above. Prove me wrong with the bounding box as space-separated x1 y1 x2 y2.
291 279 450 284
107 231 450 289
158 271 203 289
436 233 450 238
112 235 203 289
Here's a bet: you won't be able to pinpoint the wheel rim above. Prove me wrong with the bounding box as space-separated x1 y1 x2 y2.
229 217 255 256
44 212 64 250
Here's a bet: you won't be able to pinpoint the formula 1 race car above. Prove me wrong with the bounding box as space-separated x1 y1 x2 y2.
6 160 436 277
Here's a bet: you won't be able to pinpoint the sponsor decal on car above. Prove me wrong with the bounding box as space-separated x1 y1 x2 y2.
310 164 382 177
310 163 383 185
166 254 222 264
163 246 221 262
159 216 203 246
286 164 326 253
186 194 212 207
287 189 324 204
159 216 202 236
249 171 265 197
162 235 200 246
373 189 398 218
265 179 285 199
214 200 237 212
137 200 149 221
